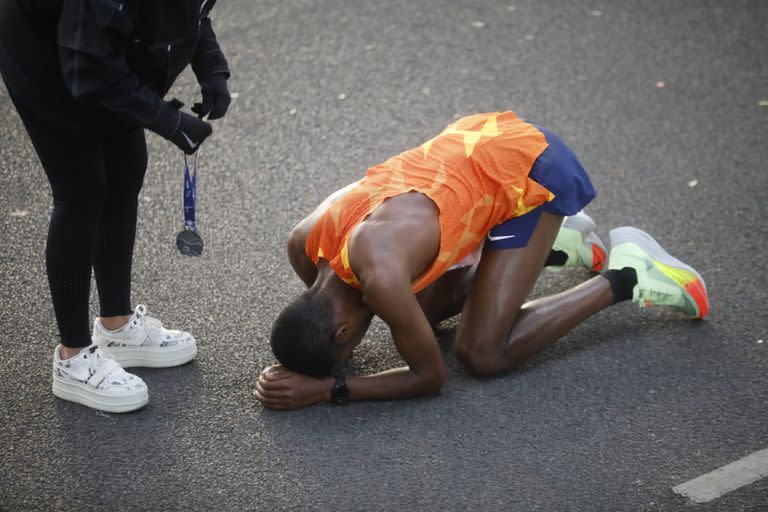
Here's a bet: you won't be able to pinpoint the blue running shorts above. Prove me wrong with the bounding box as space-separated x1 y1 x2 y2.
485 125 596 250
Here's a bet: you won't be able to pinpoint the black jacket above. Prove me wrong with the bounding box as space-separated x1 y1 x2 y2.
1 0 229 132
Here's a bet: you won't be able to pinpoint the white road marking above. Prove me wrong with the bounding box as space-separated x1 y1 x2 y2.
673 448 768 503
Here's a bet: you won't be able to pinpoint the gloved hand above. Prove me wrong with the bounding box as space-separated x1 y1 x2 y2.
148 99 213 154
168 108 213 155
169 110 213 154
192 75 231 120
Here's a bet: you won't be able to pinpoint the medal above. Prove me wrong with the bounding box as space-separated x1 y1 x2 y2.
175 152 204 256
176 228 204 256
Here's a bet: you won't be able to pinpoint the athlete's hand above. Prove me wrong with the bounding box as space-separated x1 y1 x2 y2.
169 111 213 154
254 365 332 410
192 75 231 120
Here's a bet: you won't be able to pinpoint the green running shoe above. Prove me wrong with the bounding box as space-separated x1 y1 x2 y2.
550 210 607 272
608 227 709 319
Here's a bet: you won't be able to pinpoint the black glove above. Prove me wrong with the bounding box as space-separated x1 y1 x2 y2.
192 75 231 120
169 111 212 154
149 99 213 154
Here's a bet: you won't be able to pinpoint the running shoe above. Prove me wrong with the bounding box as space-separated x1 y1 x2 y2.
93 305 197 368
608 227 709 319
550 210 607 272
52 344 148 413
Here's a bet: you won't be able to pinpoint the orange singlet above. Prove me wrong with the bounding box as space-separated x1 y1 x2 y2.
305 111 555 293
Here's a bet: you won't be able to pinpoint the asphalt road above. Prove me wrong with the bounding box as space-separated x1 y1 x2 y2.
1 0 767 510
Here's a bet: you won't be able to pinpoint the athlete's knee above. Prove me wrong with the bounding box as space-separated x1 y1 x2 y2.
455 346 503 377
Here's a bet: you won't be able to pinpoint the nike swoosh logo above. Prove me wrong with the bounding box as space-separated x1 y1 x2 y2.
181 130 198 150
487 234 516 242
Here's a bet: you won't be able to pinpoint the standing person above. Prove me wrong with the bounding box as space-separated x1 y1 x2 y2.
255 111 709 409
0 0 231 412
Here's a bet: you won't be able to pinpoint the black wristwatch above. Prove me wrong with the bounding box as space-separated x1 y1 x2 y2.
331 375 349 404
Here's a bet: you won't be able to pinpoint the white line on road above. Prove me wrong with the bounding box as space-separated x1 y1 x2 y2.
673 447 768 503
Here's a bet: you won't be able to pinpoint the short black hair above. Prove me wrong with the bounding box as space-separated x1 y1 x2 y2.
270 289 340 377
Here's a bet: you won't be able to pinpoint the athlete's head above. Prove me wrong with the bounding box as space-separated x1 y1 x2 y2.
270 284 373 376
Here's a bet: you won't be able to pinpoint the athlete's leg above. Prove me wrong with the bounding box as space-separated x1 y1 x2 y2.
453 211 615 376
415 213 602 327
93 125 148 326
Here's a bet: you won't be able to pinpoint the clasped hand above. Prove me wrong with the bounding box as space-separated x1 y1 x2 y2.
254 364 331 410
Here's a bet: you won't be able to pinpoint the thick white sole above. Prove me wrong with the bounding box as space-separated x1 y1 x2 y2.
609 227 707 291
98 339 198 368
52 374 148 413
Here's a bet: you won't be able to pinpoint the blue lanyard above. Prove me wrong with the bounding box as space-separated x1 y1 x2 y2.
183 153 198 230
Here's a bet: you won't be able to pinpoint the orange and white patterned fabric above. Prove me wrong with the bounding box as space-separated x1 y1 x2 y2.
305 111 555 292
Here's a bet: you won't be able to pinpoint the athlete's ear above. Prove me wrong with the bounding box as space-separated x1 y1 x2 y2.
333 323 350 344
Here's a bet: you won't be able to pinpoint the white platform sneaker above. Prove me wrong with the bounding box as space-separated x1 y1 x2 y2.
92 305 197 368
52 344 149 413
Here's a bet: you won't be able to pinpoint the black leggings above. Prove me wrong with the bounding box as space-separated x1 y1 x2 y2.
4 82 147 348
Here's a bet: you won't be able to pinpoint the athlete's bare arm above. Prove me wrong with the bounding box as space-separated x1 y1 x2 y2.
257 192 447 408
343 230 446 400
254 234 445 407
332 193 446 400
287 180 361 287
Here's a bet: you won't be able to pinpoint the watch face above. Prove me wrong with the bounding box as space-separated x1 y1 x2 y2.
176 229 204 256
333 376 349 403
